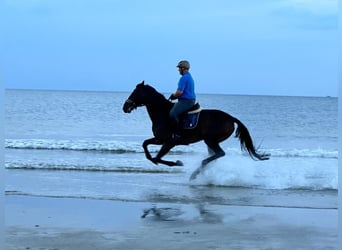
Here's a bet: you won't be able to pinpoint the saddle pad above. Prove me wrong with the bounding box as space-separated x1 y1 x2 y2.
181 112 200 129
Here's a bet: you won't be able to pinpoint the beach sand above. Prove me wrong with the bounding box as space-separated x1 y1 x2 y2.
5 194 337 250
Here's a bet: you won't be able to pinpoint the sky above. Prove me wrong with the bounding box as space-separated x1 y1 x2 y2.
1 0 339 96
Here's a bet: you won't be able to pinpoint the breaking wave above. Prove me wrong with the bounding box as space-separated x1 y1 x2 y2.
5 162 183 173
5 139 338 159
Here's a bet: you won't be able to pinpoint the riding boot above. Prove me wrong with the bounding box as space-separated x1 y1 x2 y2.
170 119 182 142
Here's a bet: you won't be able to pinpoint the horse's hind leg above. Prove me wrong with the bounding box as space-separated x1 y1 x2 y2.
207 146 215 156
190 142 225 180
202 144 225 167
202 142 225 167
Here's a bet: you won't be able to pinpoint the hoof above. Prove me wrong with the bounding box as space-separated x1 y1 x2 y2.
175 160 183 166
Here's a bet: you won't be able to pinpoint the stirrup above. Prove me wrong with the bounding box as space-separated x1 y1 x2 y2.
170 133 189 145
170 133 182 142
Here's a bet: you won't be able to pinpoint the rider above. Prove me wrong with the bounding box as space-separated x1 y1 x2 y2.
168 60 196 142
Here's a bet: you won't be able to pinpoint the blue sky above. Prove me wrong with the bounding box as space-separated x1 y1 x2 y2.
1 0 338 96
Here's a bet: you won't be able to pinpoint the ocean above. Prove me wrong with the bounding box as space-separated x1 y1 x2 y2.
4 89 338 209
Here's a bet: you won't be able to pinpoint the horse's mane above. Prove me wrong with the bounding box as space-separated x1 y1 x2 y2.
143 84 168 102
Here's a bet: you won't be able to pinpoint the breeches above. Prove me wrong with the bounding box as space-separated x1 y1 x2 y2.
169 99 195 123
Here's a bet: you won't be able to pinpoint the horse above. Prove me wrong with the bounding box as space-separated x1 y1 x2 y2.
122 81 270 180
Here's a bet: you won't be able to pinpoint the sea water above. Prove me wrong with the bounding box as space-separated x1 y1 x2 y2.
4 89 338 208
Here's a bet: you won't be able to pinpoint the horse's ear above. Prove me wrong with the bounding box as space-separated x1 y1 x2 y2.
137 81 145 88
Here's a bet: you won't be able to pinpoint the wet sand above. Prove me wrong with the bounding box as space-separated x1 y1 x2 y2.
5 195 338 250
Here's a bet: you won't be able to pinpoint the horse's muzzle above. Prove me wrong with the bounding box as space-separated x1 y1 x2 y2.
123 99 136 113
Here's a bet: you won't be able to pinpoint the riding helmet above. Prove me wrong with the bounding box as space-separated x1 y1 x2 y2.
177 60 190 69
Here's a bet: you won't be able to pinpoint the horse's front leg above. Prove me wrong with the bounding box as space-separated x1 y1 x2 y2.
154 143 183 167
142 138 183 167
142 138 162 164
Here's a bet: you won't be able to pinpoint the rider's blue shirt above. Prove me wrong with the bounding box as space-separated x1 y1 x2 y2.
177 72 196 100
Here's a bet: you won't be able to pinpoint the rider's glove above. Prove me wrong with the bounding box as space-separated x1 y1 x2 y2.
168 94 177 101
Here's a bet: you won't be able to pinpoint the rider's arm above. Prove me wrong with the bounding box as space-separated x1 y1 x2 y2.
173 89 183 97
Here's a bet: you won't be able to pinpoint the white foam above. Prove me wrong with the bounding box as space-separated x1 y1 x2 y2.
188 155 337 190
5 139 337 159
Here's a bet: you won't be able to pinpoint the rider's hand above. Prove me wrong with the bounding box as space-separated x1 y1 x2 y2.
168 94 177 101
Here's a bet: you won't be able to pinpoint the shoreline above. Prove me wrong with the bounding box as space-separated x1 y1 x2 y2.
5 194 338 250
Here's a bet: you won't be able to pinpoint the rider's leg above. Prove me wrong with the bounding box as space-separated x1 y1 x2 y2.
169 99 195 140
169 99 195 122
169 106 182 140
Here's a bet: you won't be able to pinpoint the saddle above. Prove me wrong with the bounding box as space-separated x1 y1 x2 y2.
180 103 201 129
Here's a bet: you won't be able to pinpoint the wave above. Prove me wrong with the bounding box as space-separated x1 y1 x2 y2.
5 139 144 153
5 156 338 191
5 139 338 159
267 148 338 159
5 162 183 174
5 157 338 192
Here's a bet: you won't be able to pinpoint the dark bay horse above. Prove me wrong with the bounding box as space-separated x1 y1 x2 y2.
123 81 270 179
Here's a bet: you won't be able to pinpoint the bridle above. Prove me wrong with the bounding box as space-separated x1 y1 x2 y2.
125 98 144 112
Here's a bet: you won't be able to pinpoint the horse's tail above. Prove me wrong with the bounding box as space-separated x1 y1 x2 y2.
233 117 270 161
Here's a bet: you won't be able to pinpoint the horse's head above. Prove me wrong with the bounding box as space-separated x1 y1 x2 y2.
123 81 151 113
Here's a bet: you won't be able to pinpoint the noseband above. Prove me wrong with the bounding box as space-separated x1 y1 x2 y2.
126 99 136 107
125 99 144 112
